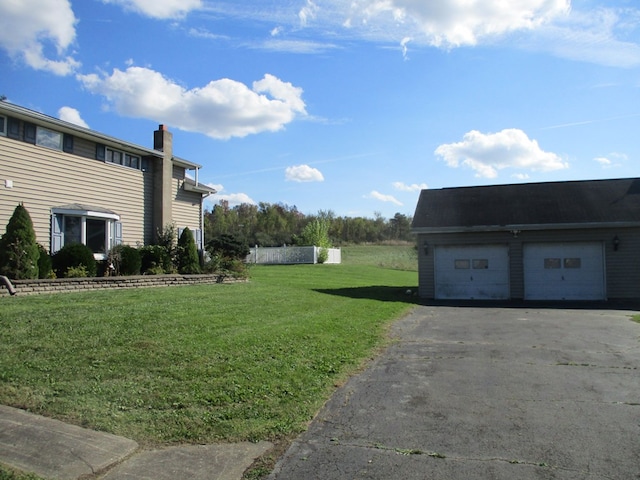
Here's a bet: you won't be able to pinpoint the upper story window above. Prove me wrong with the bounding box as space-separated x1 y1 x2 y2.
0 115 6 136
36 126 62 150
103 146 141 170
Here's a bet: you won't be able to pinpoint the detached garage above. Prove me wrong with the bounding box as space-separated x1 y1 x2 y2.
412 178 640 302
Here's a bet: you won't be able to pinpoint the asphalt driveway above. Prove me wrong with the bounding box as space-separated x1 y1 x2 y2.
268 305 640 479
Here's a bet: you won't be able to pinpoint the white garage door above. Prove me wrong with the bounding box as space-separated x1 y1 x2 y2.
434 245 510 300
523 242 605 300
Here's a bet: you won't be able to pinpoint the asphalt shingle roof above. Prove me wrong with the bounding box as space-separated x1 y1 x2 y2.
412 178 640 231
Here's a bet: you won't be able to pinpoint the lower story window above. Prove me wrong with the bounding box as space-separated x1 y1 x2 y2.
52 207 122 260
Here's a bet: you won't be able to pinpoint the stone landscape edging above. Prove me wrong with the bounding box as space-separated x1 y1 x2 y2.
0 274 245 297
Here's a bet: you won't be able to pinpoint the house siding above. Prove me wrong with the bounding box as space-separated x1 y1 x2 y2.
0 136 150 251
171 165 202 231
416 227 640 300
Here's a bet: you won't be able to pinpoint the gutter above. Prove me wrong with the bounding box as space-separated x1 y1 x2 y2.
411 221 640 235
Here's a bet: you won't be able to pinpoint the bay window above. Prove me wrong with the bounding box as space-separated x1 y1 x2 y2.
51 207 122 260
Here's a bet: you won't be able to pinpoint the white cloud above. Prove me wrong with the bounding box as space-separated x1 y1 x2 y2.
366 191 403 206
393 181 427 192
271 26 283 36
511 173 530 180
205 184 255 207
0 0 79 75
285 165 324 182
435 129 568 178
58 106 89 128
209 192 256 207
77 67 307 139
102 0 202 19
344 0 569 47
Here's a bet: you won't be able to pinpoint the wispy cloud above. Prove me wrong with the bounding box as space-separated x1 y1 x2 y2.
255 39 340 54
393 182 427 192
101 0 202 19
594 152 626 168
365 190 403 206
541 113 640 130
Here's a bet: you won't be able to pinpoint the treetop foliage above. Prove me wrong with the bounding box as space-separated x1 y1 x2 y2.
204 200 413 247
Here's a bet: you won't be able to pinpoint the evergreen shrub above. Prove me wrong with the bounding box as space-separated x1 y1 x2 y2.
176 227 201 274
0 204 40 279
108 245 141 276
52 243 97 278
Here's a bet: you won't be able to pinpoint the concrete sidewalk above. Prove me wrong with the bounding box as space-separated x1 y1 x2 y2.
0 405 272 479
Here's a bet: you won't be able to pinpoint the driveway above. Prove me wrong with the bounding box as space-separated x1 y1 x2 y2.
268 305 640 479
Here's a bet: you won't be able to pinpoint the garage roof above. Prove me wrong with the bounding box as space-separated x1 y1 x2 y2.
412 178 640 233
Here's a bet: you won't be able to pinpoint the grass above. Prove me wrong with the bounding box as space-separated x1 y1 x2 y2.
0 255 417 447
340 243 418 271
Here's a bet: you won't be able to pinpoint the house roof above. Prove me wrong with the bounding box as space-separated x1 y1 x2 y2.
0 101 167 159
412 178 640 233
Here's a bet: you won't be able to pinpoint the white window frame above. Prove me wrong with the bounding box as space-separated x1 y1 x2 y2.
52 208 121 260
0 115 6 136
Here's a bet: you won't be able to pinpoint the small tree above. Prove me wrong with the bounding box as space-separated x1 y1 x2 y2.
176 227 201 274
0 204 40 279
296 218 331 263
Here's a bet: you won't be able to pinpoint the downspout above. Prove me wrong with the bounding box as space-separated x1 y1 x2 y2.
0 275 17 296
200 191 212 252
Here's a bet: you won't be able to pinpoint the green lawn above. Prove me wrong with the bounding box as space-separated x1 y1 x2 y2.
0 261 417 447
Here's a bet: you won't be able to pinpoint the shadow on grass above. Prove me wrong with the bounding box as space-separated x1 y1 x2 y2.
314 285 421 303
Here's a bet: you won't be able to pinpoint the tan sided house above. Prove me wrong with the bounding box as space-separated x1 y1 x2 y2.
0 101 216 260
411 178 640 301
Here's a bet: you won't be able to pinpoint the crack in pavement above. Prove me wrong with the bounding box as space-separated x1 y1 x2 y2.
320 439 624 480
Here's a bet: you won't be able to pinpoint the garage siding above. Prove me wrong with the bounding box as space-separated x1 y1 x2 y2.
416 227 640 301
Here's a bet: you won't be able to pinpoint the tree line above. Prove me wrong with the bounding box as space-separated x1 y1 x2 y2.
204 200 414 247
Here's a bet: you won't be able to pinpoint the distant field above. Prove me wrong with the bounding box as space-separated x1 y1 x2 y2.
340 243 418 271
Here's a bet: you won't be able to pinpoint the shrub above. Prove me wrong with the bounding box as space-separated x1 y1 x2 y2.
156 223 178 268
317 247 329 264
37 244 53 279
0 204 40 279
108 245 141 276
176 227 201 274
64 265 88 278
206 234 250 261
139 245 173 274
52 243 97 278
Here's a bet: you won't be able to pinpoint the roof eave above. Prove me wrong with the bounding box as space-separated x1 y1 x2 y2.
184 182 216 195
0 101 163 158
412 221 640 235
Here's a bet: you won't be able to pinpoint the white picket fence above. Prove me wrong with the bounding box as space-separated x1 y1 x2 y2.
246 246 341 265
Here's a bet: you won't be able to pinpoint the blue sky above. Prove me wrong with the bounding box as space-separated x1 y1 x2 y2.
1 0 639 218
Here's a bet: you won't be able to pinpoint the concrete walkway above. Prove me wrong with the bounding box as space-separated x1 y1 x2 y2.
269 305 640 479
0 405 272 479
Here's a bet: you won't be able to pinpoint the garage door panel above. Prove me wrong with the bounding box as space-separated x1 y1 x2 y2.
435 245 509 300
524 243 605 300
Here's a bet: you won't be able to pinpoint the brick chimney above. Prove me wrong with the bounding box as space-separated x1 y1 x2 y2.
153 124 174 239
